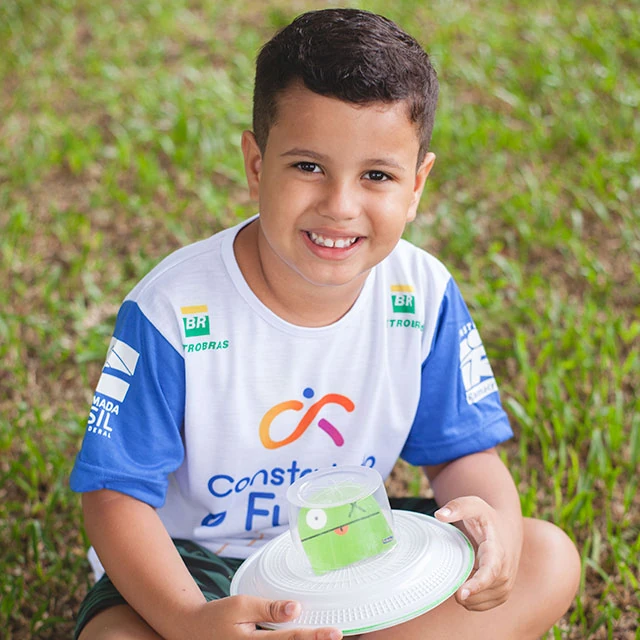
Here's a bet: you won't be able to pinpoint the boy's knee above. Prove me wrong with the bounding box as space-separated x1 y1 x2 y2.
524 518 581 615
78 604 163 640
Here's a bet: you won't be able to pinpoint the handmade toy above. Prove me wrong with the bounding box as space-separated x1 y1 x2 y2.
230 465 474 636
298 493 396 574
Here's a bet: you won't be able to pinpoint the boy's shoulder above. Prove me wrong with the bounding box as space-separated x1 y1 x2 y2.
126 223 241 303
112 223 244 356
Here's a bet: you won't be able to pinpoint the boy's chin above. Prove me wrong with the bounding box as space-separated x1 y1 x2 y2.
299 267 373 290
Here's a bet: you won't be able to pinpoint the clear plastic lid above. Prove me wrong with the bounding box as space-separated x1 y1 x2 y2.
286 465 396 575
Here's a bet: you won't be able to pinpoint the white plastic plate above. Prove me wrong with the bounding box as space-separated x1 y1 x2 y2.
230 511 474 635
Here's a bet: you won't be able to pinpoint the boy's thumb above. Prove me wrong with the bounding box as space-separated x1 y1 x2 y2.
263 599 301 622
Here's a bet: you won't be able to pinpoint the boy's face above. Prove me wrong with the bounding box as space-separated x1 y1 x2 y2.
242 84 434 293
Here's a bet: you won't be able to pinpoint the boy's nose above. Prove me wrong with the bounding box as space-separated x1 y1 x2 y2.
319 181 360 221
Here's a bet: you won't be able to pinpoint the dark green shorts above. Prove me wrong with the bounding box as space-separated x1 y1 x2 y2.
74 497 437 638
74 539 244 639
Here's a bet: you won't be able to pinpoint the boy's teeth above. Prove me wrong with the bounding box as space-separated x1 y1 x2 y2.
309 232 357 248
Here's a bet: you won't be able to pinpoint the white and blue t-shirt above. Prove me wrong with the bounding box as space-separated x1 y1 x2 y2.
71 216 512 560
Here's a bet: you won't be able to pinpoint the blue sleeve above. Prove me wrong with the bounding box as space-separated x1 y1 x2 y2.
400 278 513 466
70 300 186 507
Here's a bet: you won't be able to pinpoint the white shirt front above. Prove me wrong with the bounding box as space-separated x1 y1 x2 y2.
71 216 512 560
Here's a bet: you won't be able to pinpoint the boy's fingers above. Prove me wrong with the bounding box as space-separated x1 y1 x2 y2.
465 544 502 590
229 595 298 623
258 598 301 623
434 497 513 613
461 565 505 599
434 496 487 523
239 597 342 639
457 575 509 610
457 547 509 609
457 590 506 611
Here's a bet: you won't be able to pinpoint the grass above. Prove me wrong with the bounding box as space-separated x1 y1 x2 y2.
0 0 638 637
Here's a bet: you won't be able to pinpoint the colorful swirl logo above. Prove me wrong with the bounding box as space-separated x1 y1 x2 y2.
259 387 354 450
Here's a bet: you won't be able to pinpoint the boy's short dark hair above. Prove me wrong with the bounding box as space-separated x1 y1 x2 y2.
253 8 439 165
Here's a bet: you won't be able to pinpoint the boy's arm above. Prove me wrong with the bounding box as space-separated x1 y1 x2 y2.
82 489 341 640
82 489 207 635
424 448 523 612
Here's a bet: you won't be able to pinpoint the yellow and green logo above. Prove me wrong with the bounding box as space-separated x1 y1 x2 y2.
181 305 210 338
390 285 415 314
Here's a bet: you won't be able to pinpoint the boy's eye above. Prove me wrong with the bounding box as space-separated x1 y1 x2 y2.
365 170 390 182
295 162 321 173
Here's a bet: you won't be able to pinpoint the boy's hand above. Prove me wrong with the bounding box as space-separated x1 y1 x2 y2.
435 496 519 612
190 595 342 639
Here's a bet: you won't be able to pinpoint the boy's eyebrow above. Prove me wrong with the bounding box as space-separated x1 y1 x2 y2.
281 148 406 171
281 148 328 161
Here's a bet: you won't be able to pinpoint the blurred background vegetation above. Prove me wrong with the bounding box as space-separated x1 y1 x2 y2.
0 0 638 637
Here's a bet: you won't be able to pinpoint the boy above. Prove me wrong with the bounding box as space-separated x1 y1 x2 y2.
70 8 580 640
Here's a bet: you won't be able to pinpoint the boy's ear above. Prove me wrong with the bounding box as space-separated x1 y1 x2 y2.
241 130 262 200
407 152 436 222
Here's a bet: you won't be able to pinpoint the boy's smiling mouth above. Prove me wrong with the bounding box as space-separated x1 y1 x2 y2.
306 231 361 249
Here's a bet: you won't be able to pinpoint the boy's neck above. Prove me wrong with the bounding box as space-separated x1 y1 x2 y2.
233 220 368 327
